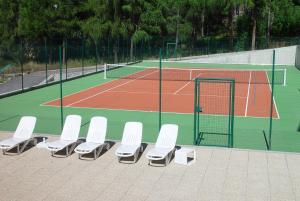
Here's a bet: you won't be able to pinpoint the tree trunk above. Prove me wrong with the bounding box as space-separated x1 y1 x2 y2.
251 18 256 50
267 7 271 48
94 38 99 64
229 7 235 51
201 8 205 37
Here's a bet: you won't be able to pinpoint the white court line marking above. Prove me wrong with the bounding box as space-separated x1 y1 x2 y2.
173 71 204 95
244 71 252 117
265 71 280 119
67 70 159 106
174 81 191 94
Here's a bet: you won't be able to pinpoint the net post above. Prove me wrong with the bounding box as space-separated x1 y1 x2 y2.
59 46 64 129
104 63 107 79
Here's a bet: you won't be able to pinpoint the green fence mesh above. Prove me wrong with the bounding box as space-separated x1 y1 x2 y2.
194 78 234 147
0 37 299 151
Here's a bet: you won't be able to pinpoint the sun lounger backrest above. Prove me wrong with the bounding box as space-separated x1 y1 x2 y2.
61 115 81 141
86 116 107 144
155 124 178 149
13 116 37 139
121 122 143 146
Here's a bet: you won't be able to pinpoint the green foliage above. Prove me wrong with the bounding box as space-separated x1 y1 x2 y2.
0 0 298 51
0 0 19 46
272 0 300 36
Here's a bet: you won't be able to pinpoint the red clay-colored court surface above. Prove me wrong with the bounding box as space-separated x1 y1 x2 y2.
44 68 279 118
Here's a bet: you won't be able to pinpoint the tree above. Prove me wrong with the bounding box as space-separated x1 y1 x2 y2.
0 0 19 50
271 0 300 36
0 0 20 66
81 0 111 63
223 0 245 50
163 0 192 57
122 0 144 61
19 0 81 41
246 0 267 50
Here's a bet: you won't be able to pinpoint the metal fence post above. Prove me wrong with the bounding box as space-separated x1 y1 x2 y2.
268 50 276 150
59 46 64 129
159 48 162 131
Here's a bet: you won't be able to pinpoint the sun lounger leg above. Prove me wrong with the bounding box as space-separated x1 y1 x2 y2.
19 138 35 154
140 145 143 152
67 143 77 157
17 145 20 154
134 151 138 163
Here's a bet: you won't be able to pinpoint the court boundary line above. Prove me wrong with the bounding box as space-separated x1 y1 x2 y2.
244 71 252 117
174 81 191 94
173 70 205 95
265 71 280 119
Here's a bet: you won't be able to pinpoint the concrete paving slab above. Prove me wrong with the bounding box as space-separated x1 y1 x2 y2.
0 131 299 201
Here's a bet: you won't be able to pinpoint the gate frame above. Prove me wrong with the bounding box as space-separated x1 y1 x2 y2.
193 77 235 148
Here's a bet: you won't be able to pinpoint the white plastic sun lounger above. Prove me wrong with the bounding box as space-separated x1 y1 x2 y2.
74 116 109 160
0 116 37 155
47 115 81 157
146 124 178 166
115 122 143 163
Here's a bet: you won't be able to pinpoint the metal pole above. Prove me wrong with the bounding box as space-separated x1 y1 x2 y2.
95 40 98 72
193 78 198 145
65 40 68 80
20 41 24 91
230 80 235 148
45 38 48 84
59 46 64 129
159 48 162 130
81 39 84 75
268 50 276 150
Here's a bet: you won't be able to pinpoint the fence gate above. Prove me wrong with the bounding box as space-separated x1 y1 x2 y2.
194 78 235 147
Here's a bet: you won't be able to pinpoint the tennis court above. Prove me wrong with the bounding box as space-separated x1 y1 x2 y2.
44 65 279 118
0 57 299 152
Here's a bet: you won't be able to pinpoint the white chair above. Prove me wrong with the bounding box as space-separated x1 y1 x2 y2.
47 115 81 157
115 122 143 163
0 116 37 155
146 124 178 166
74 116 109 160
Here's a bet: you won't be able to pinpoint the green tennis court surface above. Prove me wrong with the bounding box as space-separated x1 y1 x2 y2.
0 61 299 152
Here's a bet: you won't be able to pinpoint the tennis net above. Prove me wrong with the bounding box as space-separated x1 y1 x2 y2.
104 63 286 85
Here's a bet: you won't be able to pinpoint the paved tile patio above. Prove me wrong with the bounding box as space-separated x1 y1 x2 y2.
0 131 299 201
